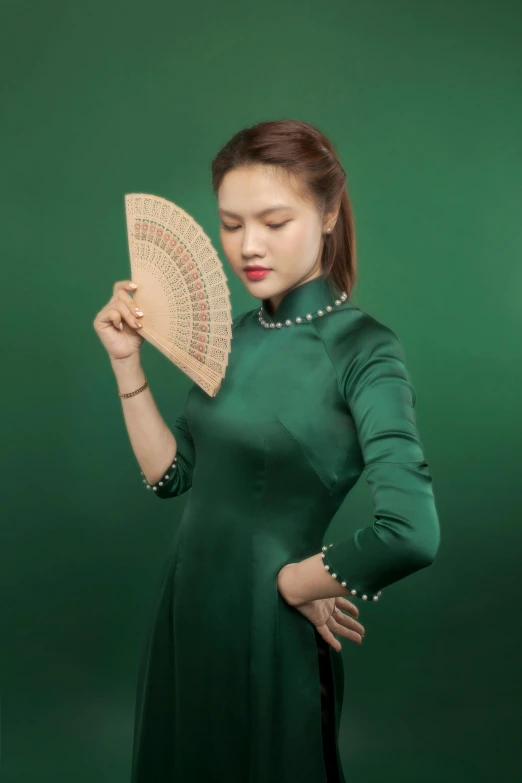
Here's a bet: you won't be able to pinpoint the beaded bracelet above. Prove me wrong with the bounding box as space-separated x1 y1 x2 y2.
141 456 178 491
321 544 382 601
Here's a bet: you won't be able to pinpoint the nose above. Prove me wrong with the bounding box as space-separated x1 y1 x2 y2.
241 226 265 258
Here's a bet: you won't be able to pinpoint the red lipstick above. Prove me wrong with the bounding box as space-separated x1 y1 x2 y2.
244 265 272 281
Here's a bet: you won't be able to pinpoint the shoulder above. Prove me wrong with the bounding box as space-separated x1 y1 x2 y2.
317 301 406 361
315 302 414 401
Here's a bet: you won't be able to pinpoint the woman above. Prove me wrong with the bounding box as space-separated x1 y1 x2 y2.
93 119 440 783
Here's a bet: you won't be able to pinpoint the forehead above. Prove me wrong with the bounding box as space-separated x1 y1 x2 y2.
217 166 307 216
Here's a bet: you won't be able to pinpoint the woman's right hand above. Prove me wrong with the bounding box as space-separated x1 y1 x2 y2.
93 280 146 363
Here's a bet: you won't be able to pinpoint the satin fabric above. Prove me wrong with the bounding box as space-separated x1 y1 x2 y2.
131 275 440 782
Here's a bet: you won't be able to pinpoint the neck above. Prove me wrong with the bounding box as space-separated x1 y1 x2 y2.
265 268 324 316
259 274 348 326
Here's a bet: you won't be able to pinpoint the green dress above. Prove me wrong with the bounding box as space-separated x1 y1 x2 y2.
131 274 440 783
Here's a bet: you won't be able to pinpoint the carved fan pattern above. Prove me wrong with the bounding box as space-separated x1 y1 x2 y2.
125 193 233 397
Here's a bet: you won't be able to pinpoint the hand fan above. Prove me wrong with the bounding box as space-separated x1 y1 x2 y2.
124 193 233 397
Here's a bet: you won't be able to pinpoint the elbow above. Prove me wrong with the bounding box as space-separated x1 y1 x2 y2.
407 514 441 571
155 469 193 498
144 460 194 498
411 541 439 571
156 481 192 499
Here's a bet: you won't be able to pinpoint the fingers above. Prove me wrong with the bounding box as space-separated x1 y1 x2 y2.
110 282 145 330
94 281 143 332
328 610 364 646
112 284 140 309
336 597 360 618
334 606 365 636
113 280 138 297
103 301 144 332
316 624 342 653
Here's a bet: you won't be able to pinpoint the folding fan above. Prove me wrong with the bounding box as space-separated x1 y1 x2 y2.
124 193 233 397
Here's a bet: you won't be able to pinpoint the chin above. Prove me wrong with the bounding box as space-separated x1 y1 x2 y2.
242 273 278 295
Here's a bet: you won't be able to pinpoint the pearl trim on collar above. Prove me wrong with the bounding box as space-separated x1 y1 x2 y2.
258 291 348 328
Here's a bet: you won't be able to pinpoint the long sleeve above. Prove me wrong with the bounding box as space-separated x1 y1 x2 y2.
324 320 440 600
141 390 196 499
140 312 249 500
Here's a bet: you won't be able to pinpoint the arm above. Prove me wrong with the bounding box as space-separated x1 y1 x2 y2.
279 320 440 605
112 355 195 498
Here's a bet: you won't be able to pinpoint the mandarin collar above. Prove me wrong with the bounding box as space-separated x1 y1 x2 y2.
260 275 346 324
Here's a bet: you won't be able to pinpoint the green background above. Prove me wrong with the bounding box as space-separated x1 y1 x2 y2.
2 0 521 780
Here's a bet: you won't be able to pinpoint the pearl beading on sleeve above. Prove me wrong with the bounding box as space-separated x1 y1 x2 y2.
141 456 178 491
321 544 382 601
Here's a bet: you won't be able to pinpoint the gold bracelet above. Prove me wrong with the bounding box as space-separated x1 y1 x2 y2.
118 379 149 398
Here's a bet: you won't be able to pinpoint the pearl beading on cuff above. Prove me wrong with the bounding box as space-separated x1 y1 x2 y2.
141 456 177 491
321 544 382 601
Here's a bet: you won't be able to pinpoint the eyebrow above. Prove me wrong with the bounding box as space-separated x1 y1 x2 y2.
217 203 293 219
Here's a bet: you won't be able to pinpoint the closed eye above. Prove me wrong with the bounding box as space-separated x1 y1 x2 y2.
221 221 289 232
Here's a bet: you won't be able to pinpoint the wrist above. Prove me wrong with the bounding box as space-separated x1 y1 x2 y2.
277 563 301 607
278 553 351 606
110 354 142 371
111 356 146 393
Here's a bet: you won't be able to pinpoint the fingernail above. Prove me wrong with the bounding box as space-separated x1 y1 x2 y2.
134 309 143 316
119 322 123 330
129 283 137 290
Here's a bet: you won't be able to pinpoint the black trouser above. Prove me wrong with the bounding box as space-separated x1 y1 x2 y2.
315 629 341 783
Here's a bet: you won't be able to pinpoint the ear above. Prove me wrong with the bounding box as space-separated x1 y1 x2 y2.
324 204 341 232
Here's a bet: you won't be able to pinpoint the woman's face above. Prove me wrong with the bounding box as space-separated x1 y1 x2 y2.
217 165 330 312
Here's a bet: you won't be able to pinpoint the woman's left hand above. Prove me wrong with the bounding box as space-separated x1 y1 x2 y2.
292 596 365 652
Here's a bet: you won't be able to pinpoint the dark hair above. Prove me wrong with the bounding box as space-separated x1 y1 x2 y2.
211 119 356 298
